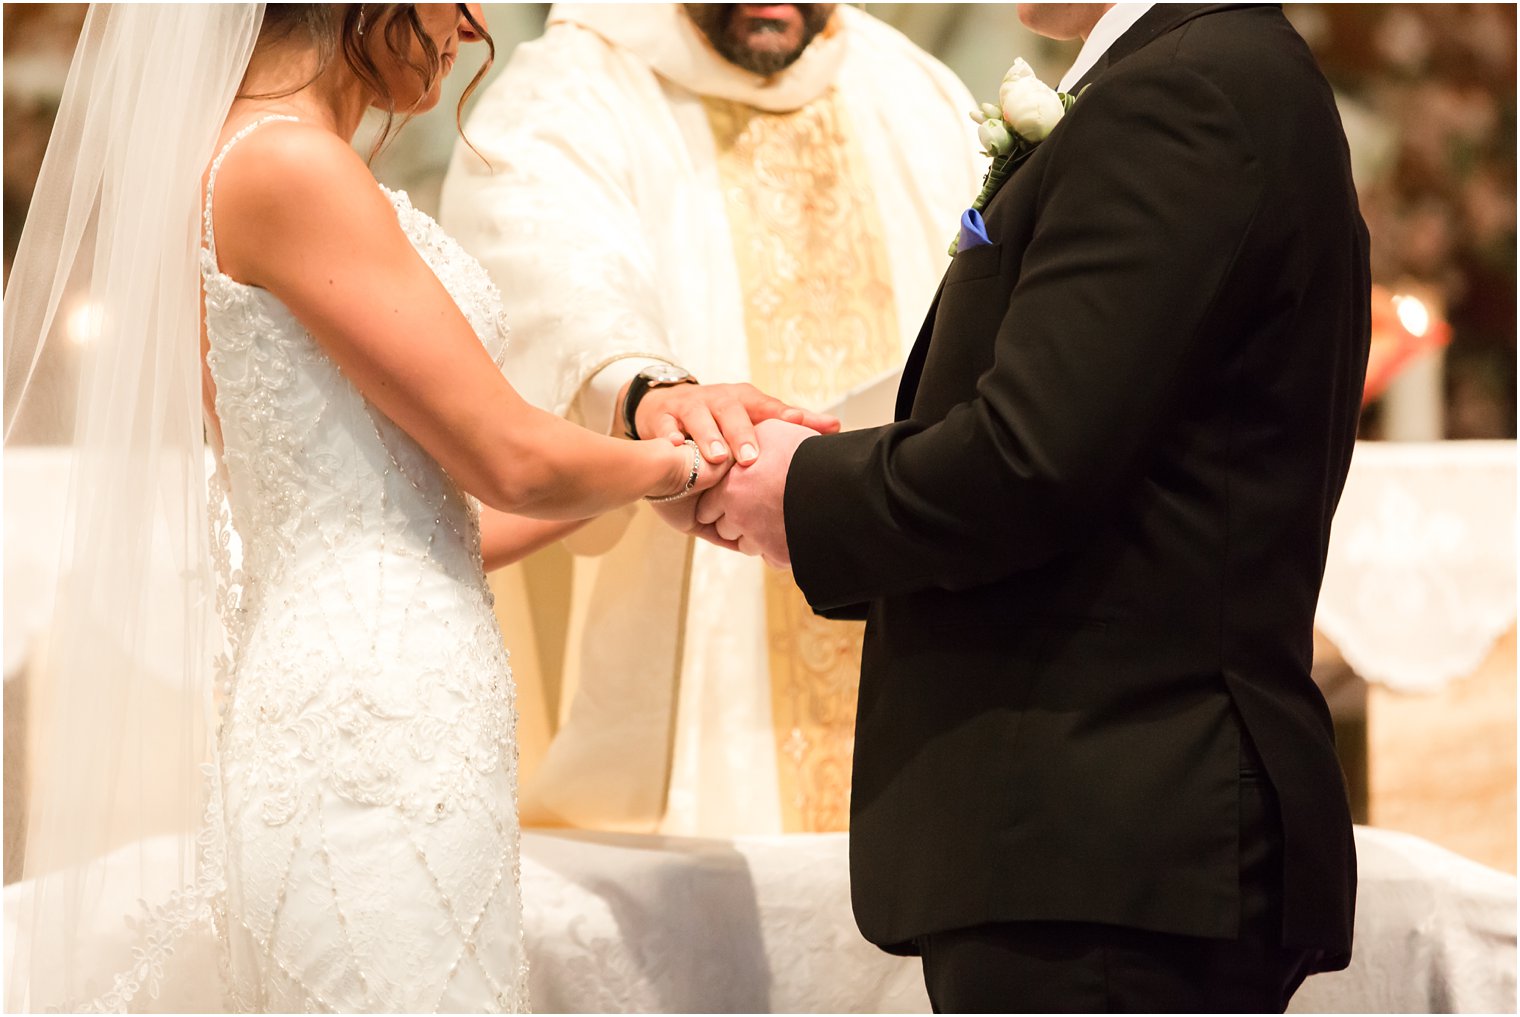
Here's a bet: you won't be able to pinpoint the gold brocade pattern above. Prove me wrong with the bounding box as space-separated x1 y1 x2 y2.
704 93 902 833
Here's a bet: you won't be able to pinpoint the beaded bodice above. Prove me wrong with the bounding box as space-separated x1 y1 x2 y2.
201 118 511 625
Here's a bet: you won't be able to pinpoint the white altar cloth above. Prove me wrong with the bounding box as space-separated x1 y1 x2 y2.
3 825 1513 1013
1289 826 1517 1014
524 826 1517 1014
1315 440 1516 693
520 831 927 1013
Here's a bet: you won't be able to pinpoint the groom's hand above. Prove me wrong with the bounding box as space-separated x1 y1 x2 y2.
694 418 817 569
630 381 838 467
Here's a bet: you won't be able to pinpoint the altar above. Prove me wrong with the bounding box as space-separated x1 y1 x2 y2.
0 824 1512 1012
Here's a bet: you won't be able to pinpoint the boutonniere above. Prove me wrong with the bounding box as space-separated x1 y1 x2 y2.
949 59 1082 254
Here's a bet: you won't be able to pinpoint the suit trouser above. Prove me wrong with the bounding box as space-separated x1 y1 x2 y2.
915 766 1318 1013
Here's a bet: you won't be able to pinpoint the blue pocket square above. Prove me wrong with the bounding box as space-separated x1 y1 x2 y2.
958 208 992 251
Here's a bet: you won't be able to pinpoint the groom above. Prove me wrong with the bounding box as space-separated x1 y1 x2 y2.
695 3 1368 1012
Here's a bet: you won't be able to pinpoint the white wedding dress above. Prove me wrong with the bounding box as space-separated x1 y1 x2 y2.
201 116 527 1012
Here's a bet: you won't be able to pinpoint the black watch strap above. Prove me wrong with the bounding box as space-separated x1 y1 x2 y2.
623 370 696 438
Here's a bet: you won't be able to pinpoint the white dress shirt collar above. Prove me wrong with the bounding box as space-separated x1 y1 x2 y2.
1057 3 1157 93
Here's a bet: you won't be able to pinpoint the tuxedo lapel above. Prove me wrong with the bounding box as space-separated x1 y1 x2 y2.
894 279 944 421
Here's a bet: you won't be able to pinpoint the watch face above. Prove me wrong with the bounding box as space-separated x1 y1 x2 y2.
643 364 693 385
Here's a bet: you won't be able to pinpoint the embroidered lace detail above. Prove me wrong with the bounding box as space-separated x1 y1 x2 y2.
79 764 232 1014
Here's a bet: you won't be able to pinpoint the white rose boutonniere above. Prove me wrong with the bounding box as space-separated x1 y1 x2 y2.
998 58 1066 142
950 59 1083 254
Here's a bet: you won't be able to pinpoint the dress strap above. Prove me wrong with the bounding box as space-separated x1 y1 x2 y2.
202 114 300 274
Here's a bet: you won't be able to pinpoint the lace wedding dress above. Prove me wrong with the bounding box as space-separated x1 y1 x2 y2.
201 116 527 1012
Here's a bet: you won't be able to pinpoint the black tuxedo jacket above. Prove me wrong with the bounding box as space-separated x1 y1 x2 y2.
784 4 1366 969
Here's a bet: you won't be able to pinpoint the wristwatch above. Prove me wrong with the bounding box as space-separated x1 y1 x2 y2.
623 363 698 438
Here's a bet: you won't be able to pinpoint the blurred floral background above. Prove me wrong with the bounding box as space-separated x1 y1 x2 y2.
1299 4 1515 439
4 2 1515 438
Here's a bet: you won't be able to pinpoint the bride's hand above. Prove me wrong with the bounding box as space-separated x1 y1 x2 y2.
646 439 732 533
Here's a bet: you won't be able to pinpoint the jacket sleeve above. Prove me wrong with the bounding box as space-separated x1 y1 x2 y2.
784 63 1264 612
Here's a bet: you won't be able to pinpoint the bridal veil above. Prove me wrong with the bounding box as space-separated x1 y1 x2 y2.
4 5 264 1009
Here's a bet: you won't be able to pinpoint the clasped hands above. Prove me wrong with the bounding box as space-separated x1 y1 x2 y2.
632 381 836 569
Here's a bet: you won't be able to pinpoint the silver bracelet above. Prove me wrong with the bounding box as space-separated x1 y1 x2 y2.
645 439 701 504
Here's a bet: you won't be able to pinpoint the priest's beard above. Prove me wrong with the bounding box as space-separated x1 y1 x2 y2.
684 4 837 77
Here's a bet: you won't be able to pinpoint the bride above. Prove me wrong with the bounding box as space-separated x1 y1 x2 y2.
3 4 820 1012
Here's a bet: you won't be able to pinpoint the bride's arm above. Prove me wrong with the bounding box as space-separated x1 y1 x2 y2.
211 122 706 516
478 510 589 571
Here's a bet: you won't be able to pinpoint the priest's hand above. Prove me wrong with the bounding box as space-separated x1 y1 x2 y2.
629 381 838 468
692 418 818 569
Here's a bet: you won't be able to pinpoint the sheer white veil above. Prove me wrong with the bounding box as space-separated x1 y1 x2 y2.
4 4 264 1010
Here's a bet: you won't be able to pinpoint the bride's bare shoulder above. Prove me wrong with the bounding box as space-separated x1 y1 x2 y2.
213 118 379 203
209 119 401 283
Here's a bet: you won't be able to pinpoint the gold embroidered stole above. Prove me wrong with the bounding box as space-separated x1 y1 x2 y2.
704 92 901 832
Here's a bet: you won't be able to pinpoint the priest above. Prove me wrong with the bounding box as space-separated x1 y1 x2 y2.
440 2 981 835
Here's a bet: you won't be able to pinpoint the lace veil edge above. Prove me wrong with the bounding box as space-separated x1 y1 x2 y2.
3 5 265 1010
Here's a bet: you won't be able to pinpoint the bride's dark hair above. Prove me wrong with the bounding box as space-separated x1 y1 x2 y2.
244 3 494 159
